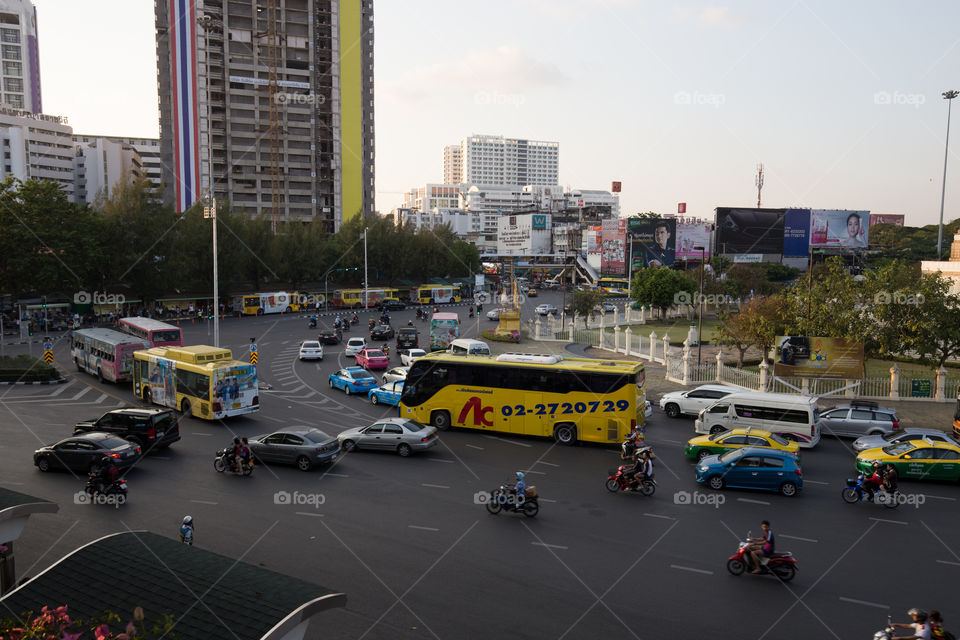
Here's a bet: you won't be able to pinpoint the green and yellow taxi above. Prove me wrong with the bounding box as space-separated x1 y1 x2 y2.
855 437 960 481
685 427 800 462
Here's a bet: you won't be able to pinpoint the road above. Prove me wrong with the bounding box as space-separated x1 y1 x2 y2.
1 293 955 639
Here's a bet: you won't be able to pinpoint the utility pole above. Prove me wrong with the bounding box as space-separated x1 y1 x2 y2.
363 229 369 310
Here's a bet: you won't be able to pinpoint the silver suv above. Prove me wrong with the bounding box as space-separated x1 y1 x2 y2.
819 401 900 438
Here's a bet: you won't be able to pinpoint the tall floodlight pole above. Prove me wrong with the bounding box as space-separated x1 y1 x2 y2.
363 229 369 310
938 90 959 260
695 246 705 368
198 14 219 346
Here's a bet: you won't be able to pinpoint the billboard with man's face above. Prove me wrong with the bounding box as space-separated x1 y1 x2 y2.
715 208 785 254
810 210 870 248
627 217 676 271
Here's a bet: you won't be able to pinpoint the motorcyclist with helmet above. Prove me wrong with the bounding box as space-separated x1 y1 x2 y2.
890 608 932 639
507 471 526 508
179 515 195 546
92 456 119 494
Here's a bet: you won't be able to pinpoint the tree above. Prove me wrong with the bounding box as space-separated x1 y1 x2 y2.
715 309 755 368
902 273 960 369
631 267 696 317
572 290 602 320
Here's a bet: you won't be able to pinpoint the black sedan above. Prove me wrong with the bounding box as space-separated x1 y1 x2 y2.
371 325 395 341
383 299 406 311
317 329 340 345
248 428 340 471
34 432 140 473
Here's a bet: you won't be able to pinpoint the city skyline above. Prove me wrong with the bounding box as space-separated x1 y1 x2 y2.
31 0 960 226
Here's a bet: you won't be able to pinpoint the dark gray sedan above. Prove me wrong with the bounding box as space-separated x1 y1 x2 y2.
337 418 438 457
34 432 140 473
248 428 340 471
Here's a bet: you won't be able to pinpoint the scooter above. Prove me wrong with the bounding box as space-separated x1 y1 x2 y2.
84 474 128 505
213 448 254 476
485 485 539 518
726 534 797 582
872 617 896 640
841 474 898 509
605 466 656 496
308 316 317 329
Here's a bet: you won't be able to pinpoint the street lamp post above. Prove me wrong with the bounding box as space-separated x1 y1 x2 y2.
694 246 705 368
198 14 220 346
938 90 959 260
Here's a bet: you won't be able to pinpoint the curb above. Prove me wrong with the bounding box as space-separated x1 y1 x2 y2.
0 378 66 386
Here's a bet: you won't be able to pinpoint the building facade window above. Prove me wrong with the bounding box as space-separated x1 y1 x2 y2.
0 29 19 44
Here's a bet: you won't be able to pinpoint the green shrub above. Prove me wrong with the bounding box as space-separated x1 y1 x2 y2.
0 355 60 382
482 329 520 343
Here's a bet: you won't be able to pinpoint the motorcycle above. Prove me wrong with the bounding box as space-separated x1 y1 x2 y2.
621 438 654 461
382 343 390 356
605 465 656 496
84 475 128 504
485 484 539 518
872 617 896 640
726 534 797 582
841 474 898 509
213 448 254 476
308 317 317 329
342 321 351 332
368 319 376 331
351 314 359 325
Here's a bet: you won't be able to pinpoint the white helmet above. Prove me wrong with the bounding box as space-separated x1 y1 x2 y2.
182 515 193 525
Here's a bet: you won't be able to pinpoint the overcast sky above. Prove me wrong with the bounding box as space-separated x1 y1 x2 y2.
34 0 960 226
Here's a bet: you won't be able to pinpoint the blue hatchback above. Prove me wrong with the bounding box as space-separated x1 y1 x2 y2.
695 447 803 497
368 380 404 407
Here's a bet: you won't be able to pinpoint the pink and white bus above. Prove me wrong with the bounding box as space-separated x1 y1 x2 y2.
118 317 184 347
71 328 151 383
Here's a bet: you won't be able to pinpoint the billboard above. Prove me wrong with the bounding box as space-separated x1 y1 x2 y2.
497 213 552 256
601 218 626 275
715 208 785 254
627 217 676 270
870 214 905 227
586 225 601 254
810 210 870 248
612 181 622 193
783 208 811 257
675 221 712 260
773 336 864 379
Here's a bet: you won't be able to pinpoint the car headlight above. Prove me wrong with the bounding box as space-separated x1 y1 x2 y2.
698 466 708 472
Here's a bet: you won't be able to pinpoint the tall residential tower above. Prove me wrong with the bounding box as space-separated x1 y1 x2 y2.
155 0 375 230
444 134 559 187
0 0 41 114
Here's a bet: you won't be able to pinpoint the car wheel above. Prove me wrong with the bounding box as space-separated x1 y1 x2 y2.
342 439 356 452
397 443 412 457
664 403 681 418
344 386 351 396
709 425 725 435
431 410 451 430
707 476 724 490
726 559 746 576
554 424 576 445
371 394 379 405
779 482 798 497
328 379 334 388
37 457 50 472
696 449 712 462
296 456 312 472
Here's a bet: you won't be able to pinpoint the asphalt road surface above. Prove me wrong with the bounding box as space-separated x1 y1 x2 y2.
1 294 956 639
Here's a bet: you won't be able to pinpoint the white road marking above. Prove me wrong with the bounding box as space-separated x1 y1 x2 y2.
521 470 547 475
152 456 170 460
324 473 350 478
869 517 908 525
428 458 454 463
804 480 829 485
483 435 532 447
466 444 484 450
737 498 770 505
780 534 819 543
264 416 285 423
922 494 956 501
538 498 557 503
936 559 960 566
671 565 713 575
421 483 450 489
839 597 888 609
190 432 212 437
535 461 559 467
296 511 324 517
643 513 675 520
408 525 439 532
532 542 568 550
660 438 682 445
190 499 218 505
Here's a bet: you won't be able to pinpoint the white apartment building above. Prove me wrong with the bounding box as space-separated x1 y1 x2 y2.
400 183 462 212
75 135 162 192
73 137 143 205
566 189 621 217
459 184 565 215
0 0 41 114
447 134 559 186
0 107 73 197
395 206 483 236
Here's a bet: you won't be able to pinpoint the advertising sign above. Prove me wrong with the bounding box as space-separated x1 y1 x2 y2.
870 214 905 227
600 218 626 275
213 364 258 410
675 221 712 260
497 213 552 256
145 356 176 408
586 225 601 254
810 210 870 248
678 203 687 214
783 208 811 257
715 207 785 254
733 254 763 263
612 181 622 193
773 336 865 379
627 217 676 270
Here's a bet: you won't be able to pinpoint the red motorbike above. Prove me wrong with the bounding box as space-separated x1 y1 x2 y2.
726 534 797 582
605 465 656 496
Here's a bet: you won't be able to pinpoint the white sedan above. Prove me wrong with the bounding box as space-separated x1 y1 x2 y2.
298 340 324 361
382 366 409 384
401 348 427 366
659 384 736 418
486 308 500 321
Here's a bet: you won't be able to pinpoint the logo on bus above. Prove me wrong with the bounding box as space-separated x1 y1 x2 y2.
458 396 493 427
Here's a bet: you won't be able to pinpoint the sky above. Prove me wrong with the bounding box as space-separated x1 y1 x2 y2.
33 0 960 227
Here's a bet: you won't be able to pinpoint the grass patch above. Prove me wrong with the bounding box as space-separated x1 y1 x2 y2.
482 329 520 343
0 355 60 382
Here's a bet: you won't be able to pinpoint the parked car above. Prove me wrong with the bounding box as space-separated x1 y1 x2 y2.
328 367 378 395
317 329 340 345
486 308 501 321
396 327 419 349
73 408 180 452
659 384 737 418
344 337 367 356
856 438 960 481
356 348 390 370
819 401 900 438
596 301 617 313
248 428 339 471
298 340 324 361
35 433 141 473
527 289 538 297
383 299 406 311
401 348 427 366
535 304 558 316
382 366 409 384
695 447 803 496
369 380 404 406
852 427 959 453
684 427 800 462
371 325 395 341
337 418 438 457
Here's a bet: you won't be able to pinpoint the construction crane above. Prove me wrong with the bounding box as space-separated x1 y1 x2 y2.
254 0 282 232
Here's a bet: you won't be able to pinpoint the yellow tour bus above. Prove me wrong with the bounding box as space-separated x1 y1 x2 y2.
235 292 304 316
332 288 398 309
416 284 462 305
132 345 259 420
598 278 630 295
399 352 645 445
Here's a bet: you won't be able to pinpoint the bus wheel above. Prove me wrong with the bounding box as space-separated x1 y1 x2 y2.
285 306 292 313
75 358 82 372
180 399 192 417
143 388 152 405
554 424 576 445
97 368 104 383
256 308 264 316
431 411 451 430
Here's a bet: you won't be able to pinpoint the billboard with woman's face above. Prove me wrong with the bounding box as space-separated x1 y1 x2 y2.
810 210 870 248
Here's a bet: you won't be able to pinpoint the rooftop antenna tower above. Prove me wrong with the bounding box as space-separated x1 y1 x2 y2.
755 163 764 208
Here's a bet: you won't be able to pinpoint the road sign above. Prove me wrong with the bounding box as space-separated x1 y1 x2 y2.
42 341 53 364
249 343 258 365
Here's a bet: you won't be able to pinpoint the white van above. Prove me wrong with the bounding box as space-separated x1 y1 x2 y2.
449 338 491 356
693 392 822 448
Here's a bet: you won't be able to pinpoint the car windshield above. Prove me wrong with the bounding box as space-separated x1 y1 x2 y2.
302 342 320 349
101 436 132 449
412 350 425 356
367 350 385 357
717 449 743 463
883 442 916 456
303 429 332 443
707 430 730 441
348 370 369 380
402 420 424 432
768 432 790 446
882 431 907 442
